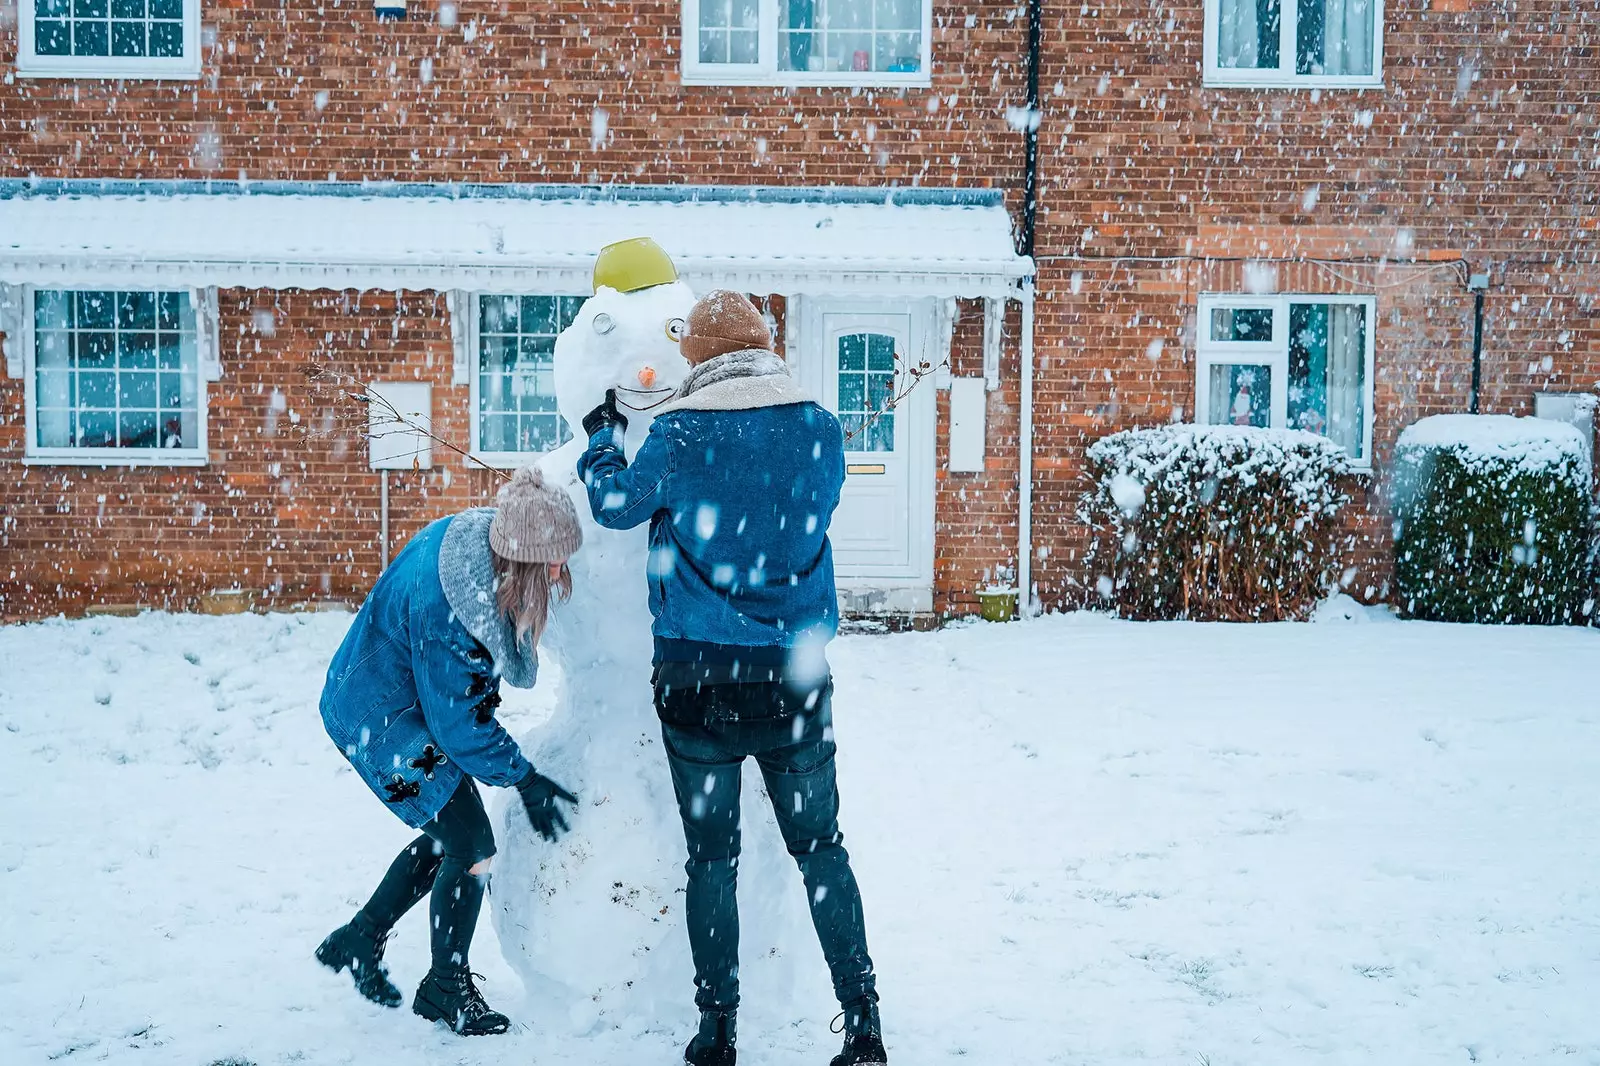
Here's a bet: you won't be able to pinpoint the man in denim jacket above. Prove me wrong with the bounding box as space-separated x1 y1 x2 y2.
578 290 886 1066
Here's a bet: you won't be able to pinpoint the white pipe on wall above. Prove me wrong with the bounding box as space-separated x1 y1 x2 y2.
1017 279 1036 613
380 471 390 570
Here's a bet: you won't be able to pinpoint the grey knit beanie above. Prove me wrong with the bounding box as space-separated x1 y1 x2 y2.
489 466 584 563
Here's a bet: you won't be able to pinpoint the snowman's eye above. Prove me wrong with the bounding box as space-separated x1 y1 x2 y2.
665 318 686 342
592 313 616 336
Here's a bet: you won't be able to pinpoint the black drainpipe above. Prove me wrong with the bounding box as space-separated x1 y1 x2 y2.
1468 272 1488 413
1020 0 1042 258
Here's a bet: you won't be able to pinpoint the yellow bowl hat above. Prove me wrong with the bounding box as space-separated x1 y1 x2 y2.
592 237 679 294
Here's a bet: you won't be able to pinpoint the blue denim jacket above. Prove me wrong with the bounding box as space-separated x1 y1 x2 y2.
320 513 534 828
577 371 845 669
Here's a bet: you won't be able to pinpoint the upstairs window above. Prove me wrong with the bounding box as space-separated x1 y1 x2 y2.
1196 294 1375 465
1204 0 1382 88
683 0 931 86
17 0 201 79
470 294 584 465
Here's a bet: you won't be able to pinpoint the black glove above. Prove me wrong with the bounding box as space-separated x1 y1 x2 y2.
581 389 629 438
516 768 578 843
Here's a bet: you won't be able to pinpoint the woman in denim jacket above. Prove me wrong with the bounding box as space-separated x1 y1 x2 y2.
315 467 581 1036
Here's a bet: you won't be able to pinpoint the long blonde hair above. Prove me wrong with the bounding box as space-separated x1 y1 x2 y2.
492 552 573 648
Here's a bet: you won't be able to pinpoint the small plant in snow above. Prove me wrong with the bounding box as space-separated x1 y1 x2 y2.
1391 414 1594 625
1081 424 1351 621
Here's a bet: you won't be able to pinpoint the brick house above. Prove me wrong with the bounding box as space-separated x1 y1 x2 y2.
0 0 1595 621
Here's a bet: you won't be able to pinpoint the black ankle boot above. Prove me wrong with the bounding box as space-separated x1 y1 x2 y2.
830 997 886 1065
684 1008 736 1066
315 921 403 1008
412 967 512 1036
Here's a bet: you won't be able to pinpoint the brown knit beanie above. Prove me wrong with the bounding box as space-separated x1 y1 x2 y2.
680 290 775 365
489 466 584 563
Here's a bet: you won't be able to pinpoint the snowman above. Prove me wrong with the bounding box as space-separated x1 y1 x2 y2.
490 239 814 1033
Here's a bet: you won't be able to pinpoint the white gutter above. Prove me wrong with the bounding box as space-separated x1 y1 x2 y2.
1017 278 1037 614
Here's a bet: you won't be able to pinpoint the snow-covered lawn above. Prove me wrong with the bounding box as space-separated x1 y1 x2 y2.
3 608 1598 1065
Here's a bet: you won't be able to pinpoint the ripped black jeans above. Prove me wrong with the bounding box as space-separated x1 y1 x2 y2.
352 776 497 974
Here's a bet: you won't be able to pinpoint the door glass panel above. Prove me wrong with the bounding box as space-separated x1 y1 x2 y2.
837 331 897 452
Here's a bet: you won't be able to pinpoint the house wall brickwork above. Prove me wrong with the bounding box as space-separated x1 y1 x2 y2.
2 0 1596 619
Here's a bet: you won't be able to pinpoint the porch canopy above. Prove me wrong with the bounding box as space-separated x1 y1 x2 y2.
0 180 1032 299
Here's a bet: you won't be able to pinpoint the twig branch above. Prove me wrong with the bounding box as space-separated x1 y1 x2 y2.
299 365 513 483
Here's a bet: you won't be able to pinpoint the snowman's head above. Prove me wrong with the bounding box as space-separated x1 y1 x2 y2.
554 280 697 449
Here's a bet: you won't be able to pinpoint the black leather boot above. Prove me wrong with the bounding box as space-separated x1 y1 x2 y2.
412 967 512 1036
315 921 403 1008
830 996 886 1065
685 1008 736 1066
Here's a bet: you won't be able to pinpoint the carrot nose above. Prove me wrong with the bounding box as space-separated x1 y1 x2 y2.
637 367 657 389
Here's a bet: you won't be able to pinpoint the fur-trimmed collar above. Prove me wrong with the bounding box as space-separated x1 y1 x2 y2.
437 508 539 689
655 349 815 415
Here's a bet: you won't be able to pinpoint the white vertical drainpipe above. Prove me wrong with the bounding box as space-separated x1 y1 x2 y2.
1017 278 1037 614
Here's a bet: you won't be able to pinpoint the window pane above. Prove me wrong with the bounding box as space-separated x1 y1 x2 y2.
728 28 759 64
73 19 110 56
1216 0 1280 70
866 333 896 371
36 409 73 448
118 372 157 409
475 295 576 453
32 289 199 454
838 333 866 371
119 410 159 448
36 19 72 55
1206 364 1273 428
77 290 114 329
1209 306 1274 343
1289 302 1366 458
1297 0 1373 75
148 0 181 17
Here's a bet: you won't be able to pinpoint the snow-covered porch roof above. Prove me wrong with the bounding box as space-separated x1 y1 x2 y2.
0 180 1033 299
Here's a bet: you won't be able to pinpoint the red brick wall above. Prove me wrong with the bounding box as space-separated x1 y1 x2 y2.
1025 0 1599 607
3 0 1597 618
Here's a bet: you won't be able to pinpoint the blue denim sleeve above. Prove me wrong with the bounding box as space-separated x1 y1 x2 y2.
578 419 674 531
413 625 532 789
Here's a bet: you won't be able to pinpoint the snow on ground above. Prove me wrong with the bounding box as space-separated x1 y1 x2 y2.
2 608 1598 1065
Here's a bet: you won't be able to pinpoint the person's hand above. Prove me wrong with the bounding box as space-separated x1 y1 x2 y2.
581 389 629 439
516 769 578 842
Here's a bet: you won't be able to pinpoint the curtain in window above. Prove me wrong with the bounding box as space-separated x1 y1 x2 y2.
1324 304 1364 456
1300 0 1373 75
1217 0 1279 69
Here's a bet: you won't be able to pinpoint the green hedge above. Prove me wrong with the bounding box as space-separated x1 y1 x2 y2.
1082 425 1352 621
1392 415 1594 625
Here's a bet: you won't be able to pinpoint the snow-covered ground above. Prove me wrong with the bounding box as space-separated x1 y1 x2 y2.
3 606 1598 1065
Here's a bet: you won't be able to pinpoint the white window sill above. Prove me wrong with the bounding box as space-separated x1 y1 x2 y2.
469 451 559 471
681 70 932 89
22 453 209 467
1203 74 1383 91
14 58 202 80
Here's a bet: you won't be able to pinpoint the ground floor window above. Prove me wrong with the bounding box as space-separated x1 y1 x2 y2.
1196 294 1374 464
25 288 206 464
470 294 585 463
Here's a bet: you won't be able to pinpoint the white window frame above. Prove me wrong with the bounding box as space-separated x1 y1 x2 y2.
1195 292 1376 468
1202 0 1384 89
21 285 213 467
16 0 202 80
466 292 578 469
681 0 933 88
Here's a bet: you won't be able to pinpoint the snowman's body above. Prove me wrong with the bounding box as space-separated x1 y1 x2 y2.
491 281 813 1031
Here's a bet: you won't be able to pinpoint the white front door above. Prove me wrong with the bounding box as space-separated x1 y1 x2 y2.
797 299 935 610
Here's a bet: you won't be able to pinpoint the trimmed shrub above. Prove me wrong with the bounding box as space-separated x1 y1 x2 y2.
1392 414 1594 625
1082 425 1352 621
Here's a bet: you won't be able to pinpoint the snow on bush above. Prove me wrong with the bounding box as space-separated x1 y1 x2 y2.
1392 414 1595 625
1082 424 1351 621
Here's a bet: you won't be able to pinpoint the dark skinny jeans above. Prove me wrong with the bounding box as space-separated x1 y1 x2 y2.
659 679 877 1013
352 776 497 974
